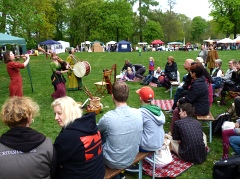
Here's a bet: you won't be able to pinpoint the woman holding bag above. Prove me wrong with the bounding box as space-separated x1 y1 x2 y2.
159 56 178 92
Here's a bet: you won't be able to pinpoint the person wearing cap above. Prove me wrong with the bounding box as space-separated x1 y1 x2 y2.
136 86 165 152
98 81 143 176
126 86 165 173
66 47 83 91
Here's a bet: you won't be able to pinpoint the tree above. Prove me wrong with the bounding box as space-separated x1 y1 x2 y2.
209 0 240 38
138 0 159 42
143 20 163 42
191 16 208 42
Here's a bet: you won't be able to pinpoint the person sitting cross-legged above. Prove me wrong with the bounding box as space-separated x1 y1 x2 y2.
140 67 163 86
165 103 207 164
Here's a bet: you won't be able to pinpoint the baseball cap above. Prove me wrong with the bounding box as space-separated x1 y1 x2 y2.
136 86 154 101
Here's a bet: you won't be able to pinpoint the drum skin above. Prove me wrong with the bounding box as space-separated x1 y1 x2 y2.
73 61 91 77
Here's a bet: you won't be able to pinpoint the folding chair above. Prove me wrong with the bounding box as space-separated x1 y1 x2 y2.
94 70 112 96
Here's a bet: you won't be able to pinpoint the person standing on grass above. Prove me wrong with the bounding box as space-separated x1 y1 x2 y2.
207 44 219 74
166 103 207 164
148 57 155 75
3 50 30 97
138 45 142 56
98 81 143 179
50 52 68 99
52 96 105 179
0 96 55 179
66 47 83 91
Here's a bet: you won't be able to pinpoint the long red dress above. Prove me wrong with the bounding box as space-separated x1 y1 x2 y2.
7 61 25 97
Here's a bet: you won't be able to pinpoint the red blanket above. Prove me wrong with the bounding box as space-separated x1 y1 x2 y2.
143 152 194 178
152 99 173 111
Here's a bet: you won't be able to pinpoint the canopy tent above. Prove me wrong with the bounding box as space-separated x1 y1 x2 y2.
39 39 60 45
90 40 104 46
39 39 61 53
57 40 70 53
106 41 117 47
168 42 183 45
0 33 27 53
151 39 164 45
232 36 240 43
138 42 148 45
117 40 132 52
217 38 234 44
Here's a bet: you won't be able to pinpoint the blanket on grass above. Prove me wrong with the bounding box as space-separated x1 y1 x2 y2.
143 152 194 178
152 99 173 111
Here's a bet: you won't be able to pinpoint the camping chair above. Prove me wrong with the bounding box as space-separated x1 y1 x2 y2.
94 64 117 96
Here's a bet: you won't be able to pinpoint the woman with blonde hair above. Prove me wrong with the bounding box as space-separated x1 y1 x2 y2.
0 96 54 179
52 96 105 179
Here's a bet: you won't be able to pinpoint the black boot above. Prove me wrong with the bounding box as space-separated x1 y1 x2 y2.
220 97 226 106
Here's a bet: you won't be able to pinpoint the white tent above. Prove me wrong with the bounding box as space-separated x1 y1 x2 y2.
168 42 183 45
81 41 91 47
232 36 240 43
56 40 70 53
106 41 117 47
217 38 234 44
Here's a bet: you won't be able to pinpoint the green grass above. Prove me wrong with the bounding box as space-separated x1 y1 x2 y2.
1 50 240 178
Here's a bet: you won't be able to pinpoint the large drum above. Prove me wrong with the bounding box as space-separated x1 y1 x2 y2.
73 61 91 78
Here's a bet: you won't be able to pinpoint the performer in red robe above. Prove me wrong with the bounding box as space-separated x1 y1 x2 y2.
3 51 30 97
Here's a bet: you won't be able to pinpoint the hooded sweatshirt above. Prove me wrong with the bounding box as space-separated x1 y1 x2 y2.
140 104 166 151
54 112 105 179
0 127 54 179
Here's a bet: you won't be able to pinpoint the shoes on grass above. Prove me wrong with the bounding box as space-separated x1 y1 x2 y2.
165 89 170 93
125 163 139 172
166 109 173 114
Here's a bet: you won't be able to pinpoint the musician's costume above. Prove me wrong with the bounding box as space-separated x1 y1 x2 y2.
66 55 83 91
50 62 66 99
6 61 25 97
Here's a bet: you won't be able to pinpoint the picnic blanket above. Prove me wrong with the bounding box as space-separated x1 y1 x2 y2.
143 152 194 178
152 99 173 111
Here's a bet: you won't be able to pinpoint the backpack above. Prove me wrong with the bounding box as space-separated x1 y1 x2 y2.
212 113 231 135
213 155 240 179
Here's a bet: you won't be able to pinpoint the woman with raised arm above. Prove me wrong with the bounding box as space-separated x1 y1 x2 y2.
3 50 30 97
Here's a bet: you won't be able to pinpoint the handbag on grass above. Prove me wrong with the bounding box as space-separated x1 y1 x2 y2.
144 139 173 168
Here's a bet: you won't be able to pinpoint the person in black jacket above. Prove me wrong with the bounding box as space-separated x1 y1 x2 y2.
159 56 178 92
218 61 240 105
170 63 209 132
52 96 105 179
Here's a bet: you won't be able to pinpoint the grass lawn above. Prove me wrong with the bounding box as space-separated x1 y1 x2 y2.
1 49 240 178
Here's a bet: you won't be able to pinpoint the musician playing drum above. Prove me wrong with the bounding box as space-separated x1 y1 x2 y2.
66 47 83 90
50 52 68 99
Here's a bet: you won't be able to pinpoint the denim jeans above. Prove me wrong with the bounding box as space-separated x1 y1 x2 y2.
229 136 240 155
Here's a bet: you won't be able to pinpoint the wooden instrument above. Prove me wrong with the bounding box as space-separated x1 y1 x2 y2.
38 47 51 58
103 69 112 94
53 56 71 71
